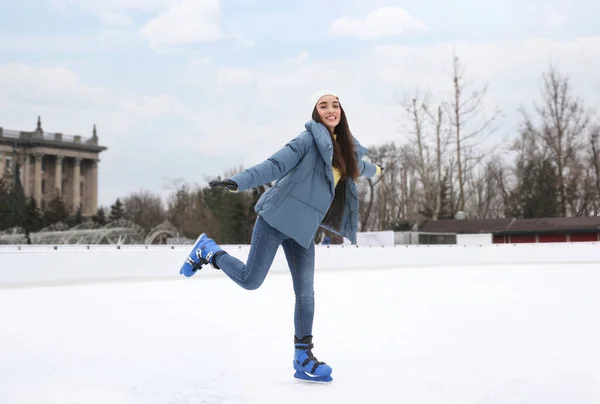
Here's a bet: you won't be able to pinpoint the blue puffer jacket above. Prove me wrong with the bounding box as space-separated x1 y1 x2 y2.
229 119 378 248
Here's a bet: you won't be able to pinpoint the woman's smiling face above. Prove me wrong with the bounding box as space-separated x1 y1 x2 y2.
315 95 341 132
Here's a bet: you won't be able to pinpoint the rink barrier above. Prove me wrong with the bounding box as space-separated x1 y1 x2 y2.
0 242 598 288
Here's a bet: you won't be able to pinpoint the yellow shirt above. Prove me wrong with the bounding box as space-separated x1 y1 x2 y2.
331 134 380 187
332 168 341 186
332 134 341 186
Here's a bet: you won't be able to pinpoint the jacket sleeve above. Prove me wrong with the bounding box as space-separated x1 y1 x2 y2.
358 160 379 178
352 137 379 178
229 132 312 192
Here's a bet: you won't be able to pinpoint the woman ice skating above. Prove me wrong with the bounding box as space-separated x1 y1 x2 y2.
179 89 382 384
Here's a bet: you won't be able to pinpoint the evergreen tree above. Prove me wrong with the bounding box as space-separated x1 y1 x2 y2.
167 187 191 230
506 157 561 218
246 184 269 238
388 219 412 231
67 205 84 227
24 197 43 233
202 185 228 241
0 177 13 230
0 160 32 242
437 171 453 219
93 207 107 226
202 182 256 244
109 198 125 221
42 195 70 227
225 191 252 244
75 205 83 224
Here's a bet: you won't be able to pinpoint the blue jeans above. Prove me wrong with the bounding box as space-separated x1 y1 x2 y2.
214 215 316 339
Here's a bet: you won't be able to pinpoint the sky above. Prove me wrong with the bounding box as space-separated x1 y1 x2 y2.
0 0 599 208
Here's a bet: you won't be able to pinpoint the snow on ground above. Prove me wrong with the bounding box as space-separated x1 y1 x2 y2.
1 262 599 404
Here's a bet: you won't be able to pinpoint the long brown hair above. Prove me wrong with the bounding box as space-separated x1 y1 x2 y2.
312 104 360 180
313 102 360 232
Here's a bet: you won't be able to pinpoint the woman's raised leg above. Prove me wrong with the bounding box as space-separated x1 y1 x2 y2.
213 215 286 290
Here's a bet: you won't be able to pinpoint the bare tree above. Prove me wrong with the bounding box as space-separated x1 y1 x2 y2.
423 102 452 219
519 64 593 216
398 90 453 221
402 93 433 205
588 125 600 215
379 144 414 229
430 105 445 219
464 154 505 219
122 190 166 232
444 52 502 212
220 165 246 180
359 142 398 230
399 93 433 220
164 178 208 238
487 156 512 216
589 125 600 216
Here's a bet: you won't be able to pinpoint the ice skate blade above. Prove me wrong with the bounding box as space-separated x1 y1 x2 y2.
293 371 333 384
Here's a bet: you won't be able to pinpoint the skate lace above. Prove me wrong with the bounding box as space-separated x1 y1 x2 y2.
298 343 325 370
194 249 210 265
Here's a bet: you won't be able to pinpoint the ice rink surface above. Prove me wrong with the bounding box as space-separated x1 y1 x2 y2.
1 262 599 404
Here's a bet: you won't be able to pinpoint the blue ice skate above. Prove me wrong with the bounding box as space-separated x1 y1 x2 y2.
179 233 226 277
293 336 333 384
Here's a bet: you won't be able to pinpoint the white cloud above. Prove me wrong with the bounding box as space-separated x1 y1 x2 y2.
365 37 600 98
50 0 250 50
98 12 134 27
119 93 185 118
0 31 135 54
0 62 199 206
178 35 600 170
217 67 255 86
545 11 569 28
51 0 166 26
139 0 223 48
296 51 310 63
0 63 109 106
52 0 166 11
229 33 255 48
4 32 599 207
329 7 427 39
0 63 187 139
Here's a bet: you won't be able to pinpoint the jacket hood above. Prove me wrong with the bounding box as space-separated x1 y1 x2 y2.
305 119 334 165
304 119 369 163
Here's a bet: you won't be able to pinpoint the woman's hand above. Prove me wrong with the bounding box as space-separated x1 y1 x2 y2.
209 179 238 192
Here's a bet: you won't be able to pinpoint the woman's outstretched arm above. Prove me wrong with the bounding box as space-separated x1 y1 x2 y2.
228 132 312 192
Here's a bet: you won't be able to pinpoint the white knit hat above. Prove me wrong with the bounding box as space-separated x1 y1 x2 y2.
310 89 339 112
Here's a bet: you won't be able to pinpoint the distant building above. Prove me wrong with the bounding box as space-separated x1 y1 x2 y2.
0 116 107 215
420 217 600 243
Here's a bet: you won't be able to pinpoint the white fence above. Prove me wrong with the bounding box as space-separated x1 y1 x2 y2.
456 233 493 244
0 242 598 288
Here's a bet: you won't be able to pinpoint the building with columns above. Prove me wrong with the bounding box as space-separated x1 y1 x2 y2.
0 116 107 215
